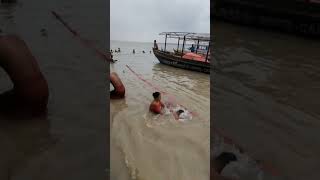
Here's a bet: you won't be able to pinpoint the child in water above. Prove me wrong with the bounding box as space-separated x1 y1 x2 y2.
173 108 192 121
149 92 165 114
149 92 192 121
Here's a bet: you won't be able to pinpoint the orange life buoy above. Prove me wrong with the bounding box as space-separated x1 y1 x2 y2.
0 35 49 116
110 72 125 99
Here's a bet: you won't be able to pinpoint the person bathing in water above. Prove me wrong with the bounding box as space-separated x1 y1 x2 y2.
149 92 192 121
149 92 165 114
173 109 188 120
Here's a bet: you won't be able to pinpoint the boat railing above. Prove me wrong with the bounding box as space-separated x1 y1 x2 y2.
158 32 211 61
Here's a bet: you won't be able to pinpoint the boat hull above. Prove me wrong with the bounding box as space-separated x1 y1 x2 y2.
212 0 320 37
153 49 210 74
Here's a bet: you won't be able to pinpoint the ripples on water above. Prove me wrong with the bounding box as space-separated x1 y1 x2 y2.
110 40 210 180
213 21 320 180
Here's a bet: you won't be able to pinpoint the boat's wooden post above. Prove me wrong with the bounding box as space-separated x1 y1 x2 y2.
164 33 167 52
205 41 210 62
181 35 186 58
196 39 200 54
177 37 180 51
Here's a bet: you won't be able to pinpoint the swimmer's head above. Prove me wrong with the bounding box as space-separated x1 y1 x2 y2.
177 109 184 116
152 92 161 100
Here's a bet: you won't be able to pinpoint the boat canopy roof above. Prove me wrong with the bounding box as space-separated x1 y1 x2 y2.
159 32 210 42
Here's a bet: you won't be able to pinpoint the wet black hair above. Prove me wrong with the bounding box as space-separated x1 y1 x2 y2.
177 110 184 114
152 92 160 99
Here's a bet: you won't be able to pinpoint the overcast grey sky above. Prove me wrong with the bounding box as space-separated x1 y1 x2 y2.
111 0 210 42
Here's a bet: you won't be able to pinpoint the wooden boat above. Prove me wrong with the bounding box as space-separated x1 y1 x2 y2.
153 32 211 74
212 0 320 37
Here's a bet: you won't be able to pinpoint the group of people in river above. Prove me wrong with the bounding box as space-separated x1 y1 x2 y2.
109 48 121 63
132 49 152 54
110 48 151 55
110 48 121 53
110 74 190 121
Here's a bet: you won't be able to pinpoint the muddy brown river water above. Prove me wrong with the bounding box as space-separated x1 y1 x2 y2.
110 40 210 180
213 21 320 180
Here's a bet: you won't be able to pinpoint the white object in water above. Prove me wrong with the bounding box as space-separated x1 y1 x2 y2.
178 111 192 121
164 107 171 115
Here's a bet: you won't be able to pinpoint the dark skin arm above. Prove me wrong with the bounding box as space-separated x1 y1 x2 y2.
173 112 179 120
160 101 165 108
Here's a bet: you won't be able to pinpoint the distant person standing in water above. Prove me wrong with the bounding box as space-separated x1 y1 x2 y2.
153 40 158 50
133 49 135 54
189 44 195 53
110 52 116 63
150 50 152 54
118 48 121 52
149 92 165 114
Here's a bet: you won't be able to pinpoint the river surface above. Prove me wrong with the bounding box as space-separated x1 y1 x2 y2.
0 1 107 180
110 40 210 180
213 21 320 180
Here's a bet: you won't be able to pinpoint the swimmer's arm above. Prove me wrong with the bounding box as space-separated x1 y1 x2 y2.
173 112 179 120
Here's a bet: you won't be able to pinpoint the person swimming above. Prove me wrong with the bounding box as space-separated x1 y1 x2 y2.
110 52 117 63
173 108 192 121
149 92 164 114
173 109 184 120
